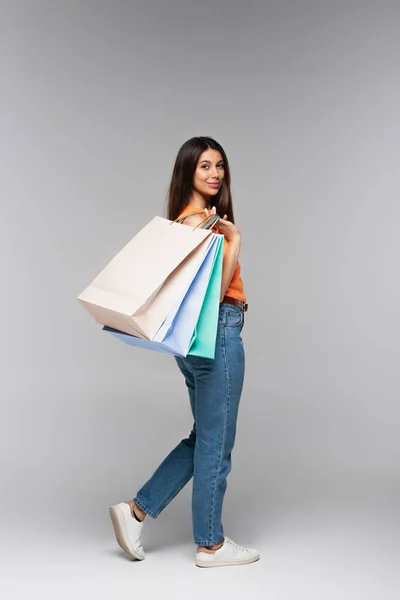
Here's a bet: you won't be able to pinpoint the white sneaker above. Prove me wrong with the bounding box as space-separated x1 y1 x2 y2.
109 502 145 560
195 536 260 568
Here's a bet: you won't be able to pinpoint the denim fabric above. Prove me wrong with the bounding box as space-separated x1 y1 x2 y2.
133 302 245 546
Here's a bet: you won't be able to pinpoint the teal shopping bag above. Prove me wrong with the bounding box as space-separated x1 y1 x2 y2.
188 234 224 359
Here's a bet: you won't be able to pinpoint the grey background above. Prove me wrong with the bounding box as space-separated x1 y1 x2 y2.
1 0 399 598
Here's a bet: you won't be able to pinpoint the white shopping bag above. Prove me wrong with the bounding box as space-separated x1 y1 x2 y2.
77 216 214 338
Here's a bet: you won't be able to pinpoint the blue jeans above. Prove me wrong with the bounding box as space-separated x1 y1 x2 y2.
133 302 245 546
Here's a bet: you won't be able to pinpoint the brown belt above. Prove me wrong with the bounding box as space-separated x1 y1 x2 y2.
221 295 248 312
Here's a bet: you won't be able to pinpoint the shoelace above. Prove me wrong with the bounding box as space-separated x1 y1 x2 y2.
226 538 250 552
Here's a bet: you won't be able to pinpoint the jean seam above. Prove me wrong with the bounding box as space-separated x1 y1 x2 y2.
133 496 157 519
208 326 230 542
195 537 225 546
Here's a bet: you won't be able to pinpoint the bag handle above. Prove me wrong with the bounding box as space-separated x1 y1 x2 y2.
171 210 221 231
194 213 221 230
172 210 205 224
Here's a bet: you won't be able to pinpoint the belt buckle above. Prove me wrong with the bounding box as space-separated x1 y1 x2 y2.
237 299 248 312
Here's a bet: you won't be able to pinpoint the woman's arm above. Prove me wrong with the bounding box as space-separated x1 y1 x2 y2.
219 234 241 302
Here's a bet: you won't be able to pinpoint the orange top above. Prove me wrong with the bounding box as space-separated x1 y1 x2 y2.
177 205 246 303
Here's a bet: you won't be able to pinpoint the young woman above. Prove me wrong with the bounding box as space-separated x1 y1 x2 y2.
110 136 259 568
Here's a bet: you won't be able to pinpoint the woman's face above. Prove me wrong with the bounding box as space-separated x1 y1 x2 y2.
192 148 225 199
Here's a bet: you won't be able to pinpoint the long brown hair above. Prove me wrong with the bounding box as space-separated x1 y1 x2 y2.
166 136 235 223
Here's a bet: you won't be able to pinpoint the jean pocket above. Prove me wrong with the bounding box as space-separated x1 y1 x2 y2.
225 309 244 328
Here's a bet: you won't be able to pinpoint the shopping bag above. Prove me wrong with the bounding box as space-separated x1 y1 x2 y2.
187 230 224 358
77 216 214 339
103 327 178 356
103 233 224 358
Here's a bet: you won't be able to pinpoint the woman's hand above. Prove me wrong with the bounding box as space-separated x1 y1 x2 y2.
205 206 241 243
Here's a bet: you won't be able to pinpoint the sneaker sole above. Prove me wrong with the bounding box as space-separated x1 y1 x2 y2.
195 554 260 568
109 505 145 561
